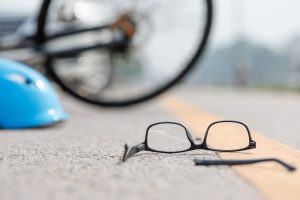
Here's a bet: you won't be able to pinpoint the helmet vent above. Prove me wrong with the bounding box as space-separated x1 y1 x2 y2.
8 74 33 86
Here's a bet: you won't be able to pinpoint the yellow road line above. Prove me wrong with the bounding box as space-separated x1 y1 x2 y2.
160 95 300 200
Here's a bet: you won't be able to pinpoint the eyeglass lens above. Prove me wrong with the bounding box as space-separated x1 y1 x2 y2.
147 123 191 152
206 122 250 151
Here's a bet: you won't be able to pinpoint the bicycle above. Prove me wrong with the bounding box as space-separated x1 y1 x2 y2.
0 0 213 107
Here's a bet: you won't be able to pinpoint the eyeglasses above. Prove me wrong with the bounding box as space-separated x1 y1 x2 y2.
122 121 256 161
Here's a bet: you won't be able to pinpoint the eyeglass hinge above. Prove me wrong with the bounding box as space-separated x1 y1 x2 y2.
250 141 256 148
137 144 146 151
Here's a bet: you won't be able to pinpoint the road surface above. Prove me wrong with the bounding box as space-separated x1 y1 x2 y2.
1 86 300 200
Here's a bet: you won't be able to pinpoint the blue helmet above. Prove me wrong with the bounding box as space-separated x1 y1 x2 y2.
0 59 68 129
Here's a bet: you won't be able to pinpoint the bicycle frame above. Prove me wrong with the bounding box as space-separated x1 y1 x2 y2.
0 22 129 64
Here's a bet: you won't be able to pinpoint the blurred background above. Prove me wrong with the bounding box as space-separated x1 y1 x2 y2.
1 0 300 91
189 0 300 90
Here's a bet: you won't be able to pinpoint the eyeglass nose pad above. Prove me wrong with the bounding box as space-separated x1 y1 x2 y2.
194 137 203 145
186 130 198 143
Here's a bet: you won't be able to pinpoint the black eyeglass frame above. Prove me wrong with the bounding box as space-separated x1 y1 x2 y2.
123 120 256 161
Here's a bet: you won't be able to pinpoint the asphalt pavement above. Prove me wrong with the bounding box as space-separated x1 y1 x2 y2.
3 86 299 200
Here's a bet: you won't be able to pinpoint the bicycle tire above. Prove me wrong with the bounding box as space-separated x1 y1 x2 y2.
36 0 213 107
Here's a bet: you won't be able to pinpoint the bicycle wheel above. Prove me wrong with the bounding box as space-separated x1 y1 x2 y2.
36 0 213 107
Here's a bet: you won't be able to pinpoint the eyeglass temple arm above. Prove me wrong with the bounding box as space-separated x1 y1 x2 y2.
122 143 146 162
194 158 296 172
